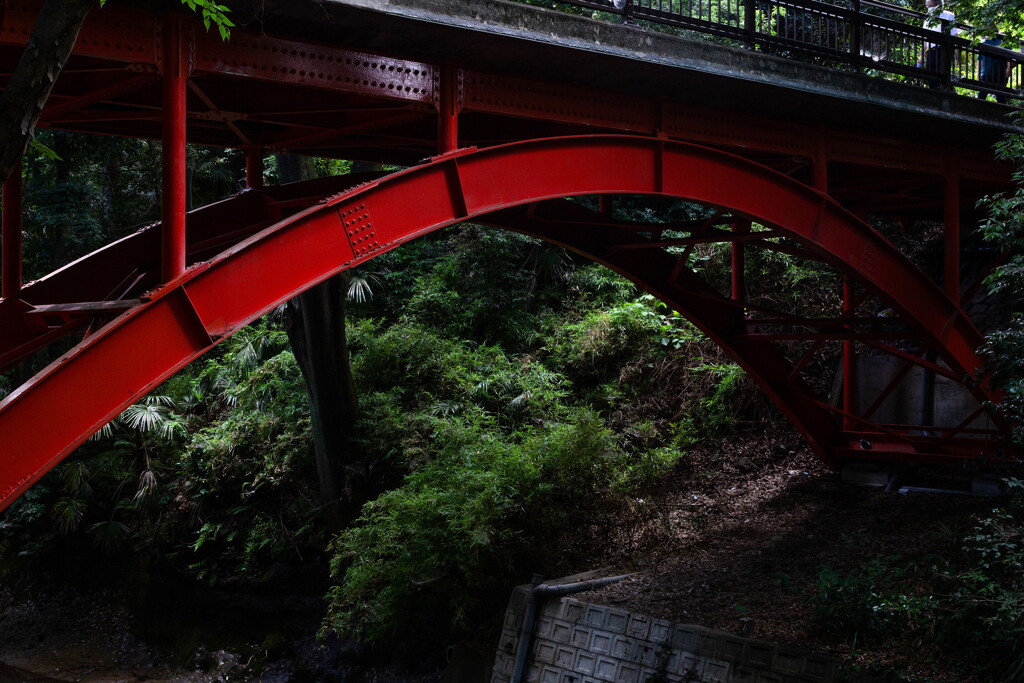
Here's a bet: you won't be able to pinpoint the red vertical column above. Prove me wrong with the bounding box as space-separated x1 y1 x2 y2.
245 148 264 189
944 159 960 305
437 64 459 155
161 15 188 283
2 161 23 299
843 278 855 430
816 127 855 428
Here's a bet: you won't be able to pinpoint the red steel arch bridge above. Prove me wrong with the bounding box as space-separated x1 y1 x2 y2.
0 0 1020 511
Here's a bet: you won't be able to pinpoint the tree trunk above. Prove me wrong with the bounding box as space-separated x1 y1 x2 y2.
0 0 95 186
277 154 359 531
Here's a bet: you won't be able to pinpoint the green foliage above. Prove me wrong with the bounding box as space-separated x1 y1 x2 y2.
979 316 1024 445
177 0 235 40
28 137 60 161
684 361 749 435
979 127 1024 297
0 486 48 560
184 350 310 496
323 280 712 652
22 132 163 279
636 294 702 350
324 410 629 650
814 480 1024 680
545 300 664 379
404 226 566 348
313 157 353 177
565 263 638 306
347 319 572 473
955 0 1024 45
99 0 235 40
939 478 1024 679
932 111 1024 680
175 343 323 581
976 126 1024 444
814 556 937 645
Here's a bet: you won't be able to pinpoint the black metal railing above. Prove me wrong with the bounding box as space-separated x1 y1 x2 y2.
552 0 1023 102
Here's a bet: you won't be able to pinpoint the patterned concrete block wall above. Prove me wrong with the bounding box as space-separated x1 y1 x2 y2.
491 584 857 683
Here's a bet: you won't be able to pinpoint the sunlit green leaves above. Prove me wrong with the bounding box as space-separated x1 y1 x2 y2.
180 0 234 41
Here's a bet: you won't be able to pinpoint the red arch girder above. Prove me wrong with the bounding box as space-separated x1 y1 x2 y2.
479 201 841 463
0 136 995 512
481 199 1002 465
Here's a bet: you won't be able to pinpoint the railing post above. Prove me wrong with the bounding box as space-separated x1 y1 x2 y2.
849 0 861 67
2 160 23 300
940 18 954 90
744 0 756 48
161 14 189 283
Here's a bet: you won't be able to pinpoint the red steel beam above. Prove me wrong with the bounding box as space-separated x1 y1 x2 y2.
40 74 158 124
161 15 188 282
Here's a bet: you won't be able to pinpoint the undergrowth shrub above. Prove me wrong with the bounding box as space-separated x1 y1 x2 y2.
684 361 753 436
564 263 638 306
324 409 664 653
403 227 557 348
349 320 571 449
171 344 323 582
940 478 1024 680
813 556 936 646
545 300 664 380
814 478 1024 680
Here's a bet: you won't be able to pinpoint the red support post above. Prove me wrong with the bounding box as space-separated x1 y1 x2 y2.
245 148 264 189
817 126 855 429
437 63 459 155
843 278 855 430
2 161 22 300
161 15 188 283
944 158 960 305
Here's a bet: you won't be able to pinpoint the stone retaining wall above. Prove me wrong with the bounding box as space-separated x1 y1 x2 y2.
491 582 890 683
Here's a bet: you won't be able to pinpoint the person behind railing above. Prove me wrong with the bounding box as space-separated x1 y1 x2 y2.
977 37 1012 103
611 0 633 25
922 0 960 88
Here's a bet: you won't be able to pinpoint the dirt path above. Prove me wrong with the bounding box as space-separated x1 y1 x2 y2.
584 426 998 681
